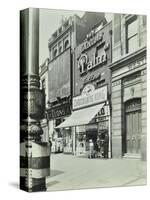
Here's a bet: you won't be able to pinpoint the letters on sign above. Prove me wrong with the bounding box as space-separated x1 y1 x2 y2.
47 104 71 119
73 85 107 110
78 51 107 75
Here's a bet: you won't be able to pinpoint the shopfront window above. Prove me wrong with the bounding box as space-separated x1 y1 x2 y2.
63 128 73 153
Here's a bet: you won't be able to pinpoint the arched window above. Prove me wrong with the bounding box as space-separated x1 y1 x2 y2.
64 40 69 49
53 49 57 58
59 46 62 54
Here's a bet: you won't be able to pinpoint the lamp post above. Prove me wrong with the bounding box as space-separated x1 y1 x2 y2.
20 8 50 192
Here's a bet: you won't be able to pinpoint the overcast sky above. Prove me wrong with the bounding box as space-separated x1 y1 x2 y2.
39 8 113 65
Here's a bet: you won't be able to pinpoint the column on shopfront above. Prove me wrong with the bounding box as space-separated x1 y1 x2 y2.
111 80 122 158
141 69 147 161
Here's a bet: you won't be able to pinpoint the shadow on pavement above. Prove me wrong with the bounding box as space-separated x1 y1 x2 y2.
9 182 19 189
50 169 64 177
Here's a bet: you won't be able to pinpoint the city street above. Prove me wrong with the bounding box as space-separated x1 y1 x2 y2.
46 153 146 191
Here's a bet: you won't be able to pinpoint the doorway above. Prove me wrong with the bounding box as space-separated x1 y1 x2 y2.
124 98 141 155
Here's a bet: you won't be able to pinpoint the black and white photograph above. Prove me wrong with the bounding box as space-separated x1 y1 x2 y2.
20 8 147 192
1 0 150 200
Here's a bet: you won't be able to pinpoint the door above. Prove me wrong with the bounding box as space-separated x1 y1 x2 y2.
125 99 141 154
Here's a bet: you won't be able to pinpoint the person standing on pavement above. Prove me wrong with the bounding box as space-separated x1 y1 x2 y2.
104 132 109 158
49 137 52 153
89 139 94 159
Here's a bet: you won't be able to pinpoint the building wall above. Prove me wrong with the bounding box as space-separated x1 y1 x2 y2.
112 14 147 62
48 48 71 102
111 14 147 160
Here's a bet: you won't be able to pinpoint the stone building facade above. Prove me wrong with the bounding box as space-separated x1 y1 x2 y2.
110 14 147 160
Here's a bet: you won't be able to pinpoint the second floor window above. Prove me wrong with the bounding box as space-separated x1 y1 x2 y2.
126 16 138 54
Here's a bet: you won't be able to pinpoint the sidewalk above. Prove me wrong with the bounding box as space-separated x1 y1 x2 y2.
46 153 146 191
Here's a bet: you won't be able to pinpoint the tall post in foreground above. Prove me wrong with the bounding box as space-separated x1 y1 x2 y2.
20 8 50 192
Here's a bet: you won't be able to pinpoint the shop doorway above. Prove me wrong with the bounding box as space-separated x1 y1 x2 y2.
85 124 98 151
124 98 141 155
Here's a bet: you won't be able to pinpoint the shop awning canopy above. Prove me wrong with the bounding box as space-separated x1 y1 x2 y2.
55 103 105 129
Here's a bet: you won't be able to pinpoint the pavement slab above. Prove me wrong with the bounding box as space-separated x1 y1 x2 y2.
46 153 147 191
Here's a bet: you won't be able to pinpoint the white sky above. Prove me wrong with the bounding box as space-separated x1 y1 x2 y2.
39 8 113 65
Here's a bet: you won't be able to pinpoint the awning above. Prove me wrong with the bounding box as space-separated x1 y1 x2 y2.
55 103 105 129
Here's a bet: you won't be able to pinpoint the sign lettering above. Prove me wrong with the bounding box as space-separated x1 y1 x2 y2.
78 51 107 75
73 85 107 110
47 104 71 119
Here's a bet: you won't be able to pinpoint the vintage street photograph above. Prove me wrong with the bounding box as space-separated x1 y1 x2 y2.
20 8 147 192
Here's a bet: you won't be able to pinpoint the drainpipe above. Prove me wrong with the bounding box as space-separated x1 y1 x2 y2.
107 100 112 158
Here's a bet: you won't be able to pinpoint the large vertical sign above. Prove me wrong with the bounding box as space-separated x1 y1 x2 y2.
48 48 71 101
74 23 112 96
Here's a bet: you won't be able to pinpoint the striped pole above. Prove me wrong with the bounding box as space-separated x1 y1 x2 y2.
20 8 50 192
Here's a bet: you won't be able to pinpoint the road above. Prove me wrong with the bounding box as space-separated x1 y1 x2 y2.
46 153 146 191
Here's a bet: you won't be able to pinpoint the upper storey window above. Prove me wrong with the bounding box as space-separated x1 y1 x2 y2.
126 16 138 54
64 40 69 49
53 47 58 58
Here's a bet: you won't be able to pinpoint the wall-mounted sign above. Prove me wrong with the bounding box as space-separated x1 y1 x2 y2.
95 104 110 118
112 57 146 78
74 22 112 97
78 50 107 75
81 31 103 53
73 85 107 110
47 104 71 119
83 72 103 85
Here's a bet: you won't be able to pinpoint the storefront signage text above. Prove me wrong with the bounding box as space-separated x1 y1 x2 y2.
73 85 107 110
81 32 103 53
78 51 107 75
113 57 146 78
47 104 71 119
128 58 146 71
83 72 104 85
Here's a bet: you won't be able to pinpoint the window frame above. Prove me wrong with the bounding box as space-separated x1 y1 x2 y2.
126 15 138 54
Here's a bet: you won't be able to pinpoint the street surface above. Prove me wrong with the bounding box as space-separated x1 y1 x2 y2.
46 153 146 191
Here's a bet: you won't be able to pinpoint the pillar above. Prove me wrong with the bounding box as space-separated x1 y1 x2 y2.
141 68 147 161
111 79 123 158
20 8 50 192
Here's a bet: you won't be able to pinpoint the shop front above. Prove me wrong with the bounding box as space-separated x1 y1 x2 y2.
47 99 72 154
56 22 112 158
56 85 111 158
